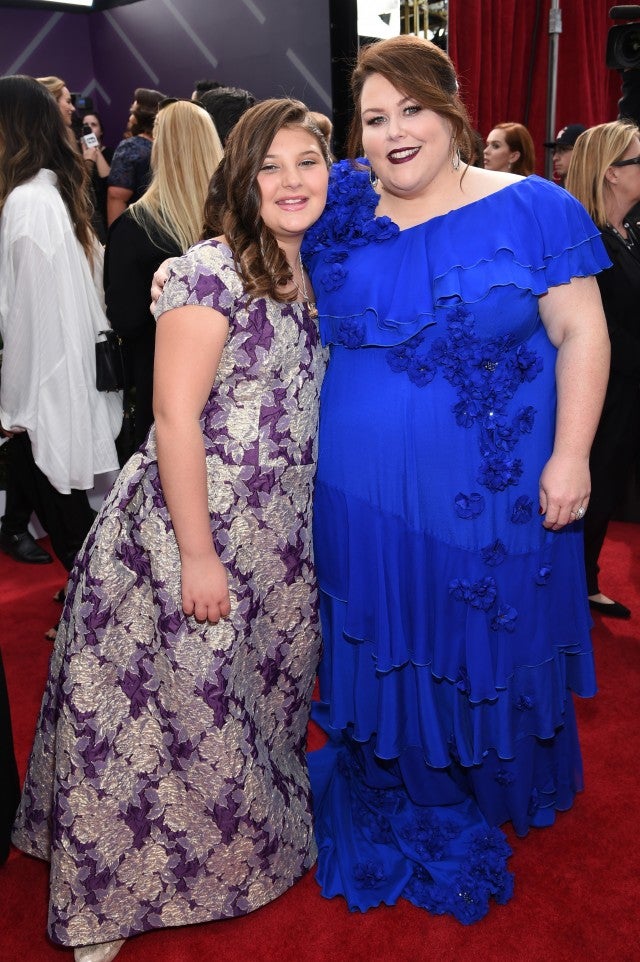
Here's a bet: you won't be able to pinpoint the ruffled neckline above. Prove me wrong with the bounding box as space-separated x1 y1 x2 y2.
302 162 610 349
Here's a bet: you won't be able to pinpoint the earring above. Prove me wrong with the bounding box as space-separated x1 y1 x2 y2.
452 148 461 171
363 155 377 186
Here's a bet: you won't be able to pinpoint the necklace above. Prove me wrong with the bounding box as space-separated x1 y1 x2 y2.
607 221 635 250
294 252 318 319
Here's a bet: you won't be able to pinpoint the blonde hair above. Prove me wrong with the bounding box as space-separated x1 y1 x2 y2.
565 121 640 228
129 100 223 253
36 75 66 101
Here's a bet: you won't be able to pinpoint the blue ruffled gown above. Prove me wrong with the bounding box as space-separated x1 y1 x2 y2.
302 165 610 924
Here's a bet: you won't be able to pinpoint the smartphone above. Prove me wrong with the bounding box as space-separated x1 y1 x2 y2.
81 124 99 150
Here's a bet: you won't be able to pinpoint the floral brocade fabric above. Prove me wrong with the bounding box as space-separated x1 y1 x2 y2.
302 164 611 923
12 240 327 946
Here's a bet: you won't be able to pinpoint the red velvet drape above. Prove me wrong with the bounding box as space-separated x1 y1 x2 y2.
448 0 622 175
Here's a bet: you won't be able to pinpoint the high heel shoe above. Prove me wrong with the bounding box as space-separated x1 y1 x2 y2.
73 939 126 962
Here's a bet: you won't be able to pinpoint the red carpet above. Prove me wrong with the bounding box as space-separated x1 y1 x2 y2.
0 523 638 962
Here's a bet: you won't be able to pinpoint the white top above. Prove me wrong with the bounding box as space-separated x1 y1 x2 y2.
0 169 122 494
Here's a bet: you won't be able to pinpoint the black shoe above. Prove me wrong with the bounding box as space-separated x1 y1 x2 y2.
0 530 53 564
589 598 631 619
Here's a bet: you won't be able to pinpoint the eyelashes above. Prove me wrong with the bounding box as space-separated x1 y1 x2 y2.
363 105 422 127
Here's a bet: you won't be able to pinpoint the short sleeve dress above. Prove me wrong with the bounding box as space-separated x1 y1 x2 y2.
107 135 153 203
12 240 327 947
302 164 611 924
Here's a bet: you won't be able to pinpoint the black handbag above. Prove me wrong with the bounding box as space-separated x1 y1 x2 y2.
95 329 125 392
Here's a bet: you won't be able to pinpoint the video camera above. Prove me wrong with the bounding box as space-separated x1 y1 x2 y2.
70 92 93 114
607 5 640 69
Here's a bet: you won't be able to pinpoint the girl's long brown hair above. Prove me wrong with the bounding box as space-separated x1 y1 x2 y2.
202 98 332 302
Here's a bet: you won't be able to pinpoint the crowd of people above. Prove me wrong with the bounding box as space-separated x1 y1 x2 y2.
0 34 637 962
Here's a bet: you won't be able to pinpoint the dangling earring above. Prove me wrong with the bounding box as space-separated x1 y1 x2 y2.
364 155 378 186
451 148 461 171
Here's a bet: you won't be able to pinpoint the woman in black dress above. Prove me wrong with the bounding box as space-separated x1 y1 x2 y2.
104 99 223 456
567 120 640 619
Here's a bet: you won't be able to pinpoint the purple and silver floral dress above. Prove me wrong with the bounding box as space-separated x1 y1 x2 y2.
12 239 326 947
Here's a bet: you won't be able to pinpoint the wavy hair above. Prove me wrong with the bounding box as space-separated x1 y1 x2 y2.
0 75 94 258
128 100 223 254
36 75 66 101
565 120 639 228
202 98 332 302
346 35 475 165
491 122 535 176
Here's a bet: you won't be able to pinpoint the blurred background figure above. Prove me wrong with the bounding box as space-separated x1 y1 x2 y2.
1 73 83 567
80 111 113 242
36 75 75 130
566 121 640 619
107 86 166 226
104 99 223 456
484 121 535 175
199 85 255 145
544 124 586 187
191 77 222 101
0 76 122 587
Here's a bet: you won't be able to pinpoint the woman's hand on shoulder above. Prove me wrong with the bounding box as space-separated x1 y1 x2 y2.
539 453 590 530
180 550 231 623
150 257 176 312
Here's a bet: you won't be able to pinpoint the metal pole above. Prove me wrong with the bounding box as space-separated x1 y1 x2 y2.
546 0 562 180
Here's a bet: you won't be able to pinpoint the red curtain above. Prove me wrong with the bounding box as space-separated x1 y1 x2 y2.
448 0 621 174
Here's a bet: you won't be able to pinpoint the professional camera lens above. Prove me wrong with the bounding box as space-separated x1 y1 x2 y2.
607 23 640 70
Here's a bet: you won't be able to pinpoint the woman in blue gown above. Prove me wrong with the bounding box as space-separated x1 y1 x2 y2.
303 36 611 923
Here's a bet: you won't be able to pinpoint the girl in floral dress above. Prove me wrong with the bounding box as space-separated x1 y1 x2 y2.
13 99 331 962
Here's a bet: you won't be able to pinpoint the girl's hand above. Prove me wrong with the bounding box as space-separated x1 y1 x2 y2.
180 551 231 623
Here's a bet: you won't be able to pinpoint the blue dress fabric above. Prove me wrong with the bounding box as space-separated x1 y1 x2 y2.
302 164 610 924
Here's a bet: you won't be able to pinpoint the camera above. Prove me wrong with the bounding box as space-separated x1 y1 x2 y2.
607 5 640 69
81 123 99 150
71 92 93 113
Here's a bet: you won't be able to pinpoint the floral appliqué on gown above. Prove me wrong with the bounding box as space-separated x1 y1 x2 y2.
301 161 610 923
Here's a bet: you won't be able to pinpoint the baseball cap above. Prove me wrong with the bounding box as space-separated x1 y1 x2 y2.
543 124 586 149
